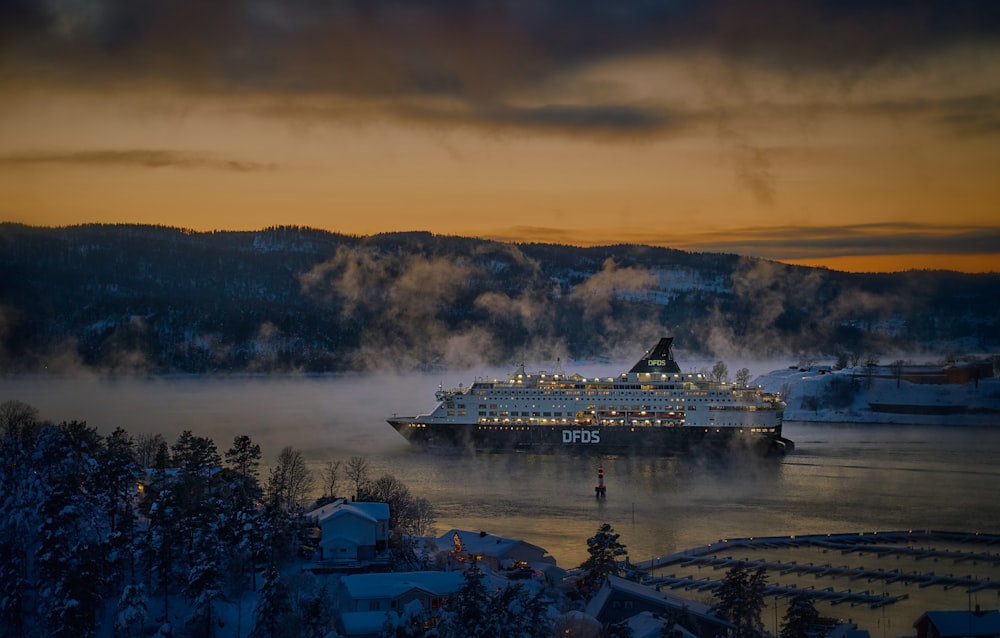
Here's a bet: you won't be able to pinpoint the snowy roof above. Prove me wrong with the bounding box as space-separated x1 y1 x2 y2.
307 500 389 524
825 625 870 638
628 611 698 638
915 609 1000 636
586 575 732 628
437 529 549 559
339 571 466 600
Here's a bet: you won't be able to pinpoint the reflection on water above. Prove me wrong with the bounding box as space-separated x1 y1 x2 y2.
4 376 999 633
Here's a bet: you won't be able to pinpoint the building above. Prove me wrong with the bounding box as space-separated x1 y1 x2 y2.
437 528 556 572
585 575 733 638
914 608 1000 638
335 570 505 638
306 499 390 563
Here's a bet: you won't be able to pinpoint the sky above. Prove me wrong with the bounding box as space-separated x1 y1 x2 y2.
1 0 999 273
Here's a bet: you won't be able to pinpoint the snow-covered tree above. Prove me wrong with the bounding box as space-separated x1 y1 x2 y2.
115 583 149 638
35 421 107 637
298 583 334 638
380 599 430 638
779 594 819 638
99 427 141 583
483 582 552 638
438 559 490 637
0 402 41 636
578 523 628 596
252 567 292 638
712 563 769 638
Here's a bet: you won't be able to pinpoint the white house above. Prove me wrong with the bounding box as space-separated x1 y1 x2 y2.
436 529 557 572
335 570 512 637
306 499 390 563
335 571 466 638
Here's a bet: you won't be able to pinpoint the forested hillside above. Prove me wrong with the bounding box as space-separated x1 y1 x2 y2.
2 223 997 374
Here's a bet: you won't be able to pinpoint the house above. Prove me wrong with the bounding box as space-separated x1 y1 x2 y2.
914 608 1000 638
627 611 698 638
825 623 870 638
436 528 556 572
306 499 390 563
336 570 506 638
585 575 734 638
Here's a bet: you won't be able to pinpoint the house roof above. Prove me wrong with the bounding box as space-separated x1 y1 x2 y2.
307 500 389 525
437 529 549 560
915 610 1000 636
340 571 466 600
585 575 733 629
628 611 698 638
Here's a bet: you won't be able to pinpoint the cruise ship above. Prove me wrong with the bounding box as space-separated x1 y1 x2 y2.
387 338 791 455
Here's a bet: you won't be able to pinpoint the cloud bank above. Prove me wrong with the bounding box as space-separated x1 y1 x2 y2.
2 0 998 139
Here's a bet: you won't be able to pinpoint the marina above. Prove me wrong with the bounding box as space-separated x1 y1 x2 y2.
638 531 1000 614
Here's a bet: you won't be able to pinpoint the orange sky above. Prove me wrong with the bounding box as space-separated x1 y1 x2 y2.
2 1 999 273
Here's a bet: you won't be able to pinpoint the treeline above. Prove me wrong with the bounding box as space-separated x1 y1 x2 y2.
0 399 432 638
2 223 998 374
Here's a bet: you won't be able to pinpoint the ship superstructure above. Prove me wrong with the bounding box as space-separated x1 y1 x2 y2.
388 338 790 455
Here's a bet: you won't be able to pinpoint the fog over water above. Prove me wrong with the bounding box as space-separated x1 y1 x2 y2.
4 372 999 632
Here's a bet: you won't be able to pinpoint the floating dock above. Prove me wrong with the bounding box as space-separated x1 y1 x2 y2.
635 530 1000 610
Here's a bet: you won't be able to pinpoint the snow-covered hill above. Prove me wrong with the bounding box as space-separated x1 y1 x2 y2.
755 365 1000 424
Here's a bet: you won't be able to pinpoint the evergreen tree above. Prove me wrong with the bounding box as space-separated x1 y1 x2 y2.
483 582 552 638
579 523 628 596
0 402 41 636
99 427 141 584
144 480 184 620
780 594 819 638
380 599 431 638
438 559 491 637
299 583 334 638
225 435 264 590
712 564 769 638
114 583 149 638
252 567 292 638
35 421 107 638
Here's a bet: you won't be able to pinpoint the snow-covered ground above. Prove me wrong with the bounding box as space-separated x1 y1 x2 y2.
754 366 1000 425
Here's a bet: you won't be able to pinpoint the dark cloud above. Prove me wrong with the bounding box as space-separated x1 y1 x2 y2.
0 149 274 171
673 223 1000 259
2 1 998 136
479 223 1000 262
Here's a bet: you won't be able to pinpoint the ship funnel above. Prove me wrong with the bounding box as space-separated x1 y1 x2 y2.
628 337 681 374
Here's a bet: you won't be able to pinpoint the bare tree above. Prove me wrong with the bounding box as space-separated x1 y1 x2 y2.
135 432 167 469
345 456 370 501
710 361 729 383
267 446 314 512
0 399 38 439
321 460 341 499
735 367 751 388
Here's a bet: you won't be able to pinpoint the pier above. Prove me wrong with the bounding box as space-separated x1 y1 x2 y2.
634 530 1000 610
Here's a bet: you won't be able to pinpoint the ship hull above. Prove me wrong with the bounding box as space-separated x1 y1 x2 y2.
387 418 788 456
